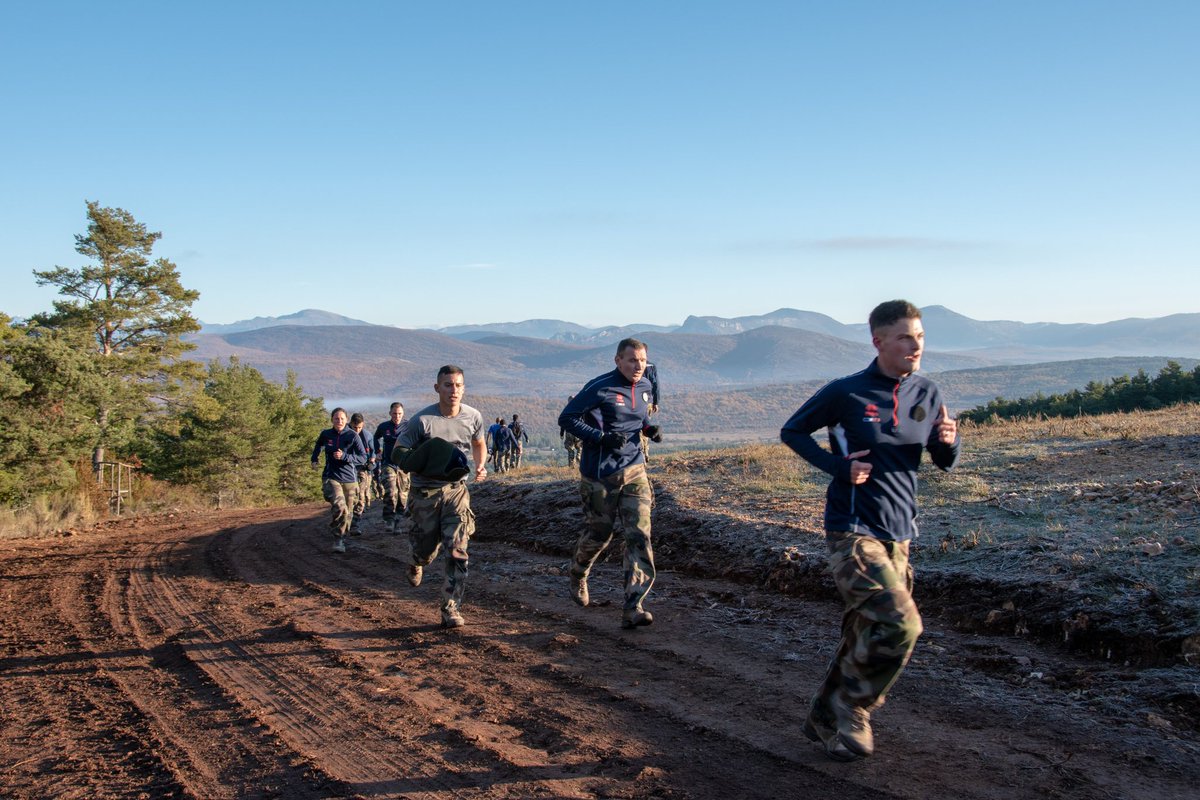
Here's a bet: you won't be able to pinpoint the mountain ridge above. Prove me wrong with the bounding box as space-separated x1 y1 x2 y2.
185 307 1200 421
197 305 1200 356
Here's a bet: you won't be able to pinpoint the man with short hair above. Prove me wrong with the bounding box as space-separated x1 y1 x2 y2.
781 299 960 762
374 402 410 532
559 338 663 629
311 407 367 553
398 365 487 628
349 412 374 535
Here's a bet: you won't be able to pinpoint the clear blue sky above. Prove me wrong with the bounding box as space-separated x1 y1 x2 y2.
3 1 1196 329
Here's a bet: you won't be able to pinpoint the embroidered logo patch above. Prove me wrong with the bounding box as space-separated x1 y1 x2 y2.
863 403 881 424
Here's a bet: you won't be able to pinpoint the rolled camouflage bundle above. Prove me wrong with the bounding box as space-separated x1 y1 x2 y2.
391 437 470 481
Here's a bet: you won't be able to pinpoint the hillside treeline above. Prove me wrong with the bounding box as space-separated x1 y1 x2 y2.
961 361 1200 423
1 202 328 511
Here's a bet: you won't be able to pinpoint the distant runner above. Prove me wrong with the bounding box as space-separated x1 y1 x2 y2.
509 414 529 469
374 402 410 532
560 396 582 467
310 407 367 553
492 420 515 473
349 412 374 535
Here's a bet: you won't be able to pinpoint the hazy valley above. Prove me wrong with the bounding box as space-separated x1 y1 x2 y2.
188 306 1200 435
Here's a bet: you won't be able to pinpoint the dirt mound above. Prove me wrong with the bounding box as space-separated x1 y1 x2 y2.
471 470 1200 671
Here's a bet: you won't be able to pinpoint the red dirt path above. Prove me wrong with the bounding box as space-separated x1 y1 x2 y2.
2 494 1197 799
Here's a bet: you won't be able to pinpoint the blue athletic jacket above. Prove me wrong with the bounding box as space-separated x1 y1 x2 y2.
356 429 374 472
373 419 407 465
493 425 516 451
559 368 654 480
780 359 960 542
310 427 367 483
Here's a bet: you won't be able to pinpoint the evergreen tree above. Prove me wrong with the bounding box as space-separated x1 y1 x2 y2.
32 201 200 469
962 362 1200 424
0 315 102 503
270 370 328 503
149 359 325 506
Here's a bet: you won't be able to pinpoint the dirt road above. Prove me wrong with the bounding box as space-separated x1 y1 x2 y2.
2 488 1197 799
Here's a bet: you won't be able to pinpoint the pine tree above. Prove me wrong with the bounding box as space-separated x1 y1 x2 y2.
32 201 201 470
0 314 102 503
149 359 326 507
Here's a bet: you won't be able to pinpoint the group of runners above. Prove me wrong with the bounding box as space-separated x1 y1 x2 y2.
485 414 529 472
309 300 962 764
310 402 413 552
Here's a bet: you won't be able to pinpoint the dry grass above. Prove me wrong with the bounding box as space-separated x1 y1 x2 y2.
650 405 1200 618
0 472 244 540
487 462 577 485
659 443 827 499
0 491 102 540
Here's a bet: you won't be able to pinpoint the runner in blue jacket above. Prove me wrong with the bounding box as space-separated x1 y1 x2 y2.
349 412 374 535
781 360 959 540
559 358 657 482
558 338 663 629
374 402 410 530
781 299 959 762
310 407 367 552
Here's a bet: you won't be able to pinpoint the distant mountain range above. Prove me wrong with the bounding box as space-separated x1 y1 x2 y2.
432 306 1200 359
188 306 1200 411
202 305 1200 357
199 308 373 335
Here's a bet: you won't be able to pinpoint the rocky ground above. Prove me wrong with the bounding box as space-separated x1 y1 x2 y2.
1 409 1198 799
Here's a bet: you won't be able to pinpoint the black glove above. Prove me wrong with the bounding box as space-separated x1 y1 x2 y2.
600 431 626 449
643 425 663 443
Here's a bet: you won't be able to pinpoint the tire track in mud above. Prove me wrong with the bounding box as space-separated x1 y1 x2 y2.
281 509 1200 800
7 503 1200 799
119 520 482 799
204 509 892 800
211 514 691 798
1 547 190 799
47 528 338 799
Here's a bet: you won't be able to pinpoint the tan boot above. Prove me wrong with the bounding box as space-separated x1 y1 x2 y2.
570 574 589 607
620 607 653 629
441 602 465 628
832 695 874 758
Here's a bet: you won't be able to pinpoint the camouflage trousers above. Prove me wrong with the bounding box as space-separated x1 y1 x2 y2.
321 479 357 537
571 463 655 613
810 531 924 719
353 468 373 517
380 463 411 519
563 435 581 467
408 480 476 616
